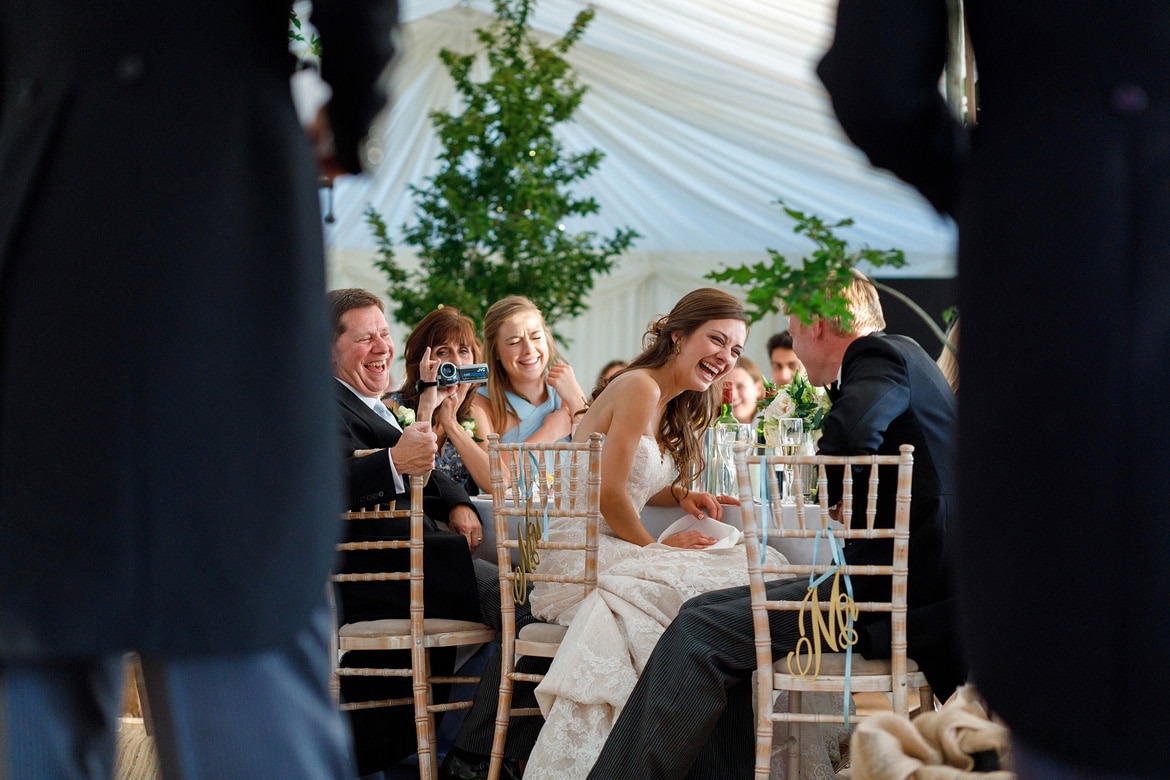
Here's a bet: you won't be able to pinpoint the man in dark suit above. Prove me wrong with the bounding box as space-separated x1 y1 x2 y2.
328 288 484 540
588 272 964 778
816 4 1170 776
0 2 395 777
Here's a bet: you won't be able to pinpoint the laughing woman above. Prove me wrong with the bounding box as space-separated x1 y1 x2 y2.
471 295 588 449
521 288 809 780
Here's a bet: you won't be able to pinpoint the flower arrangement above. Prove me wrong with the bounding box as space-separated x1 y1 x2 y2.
757 373 831 445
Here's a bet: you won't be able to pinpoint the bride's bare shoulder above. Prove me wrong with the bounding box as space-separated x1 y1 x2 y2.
601 368 660 398
589 370 659 429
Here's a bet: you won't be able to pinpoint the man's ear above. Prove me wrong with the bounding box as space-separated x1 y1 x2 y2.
810 320 827 339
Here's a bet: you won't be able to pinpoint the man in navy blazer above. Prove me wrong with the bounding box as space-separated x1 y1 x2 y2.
589 272 964 778
329 288 484 537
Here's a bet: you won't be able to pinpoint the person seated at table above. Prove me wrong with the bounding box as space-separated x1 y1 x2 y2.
726 355 764 424
330 289 483 544
328 289 514 774
390 306 491 494
519 288 793 780
593 357 627 395
587 270 967 779
767 329 805 387
471 295 588 452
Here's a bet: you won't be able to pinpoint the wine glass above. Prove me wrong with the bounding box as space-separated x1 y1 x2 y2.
776 418 805 502
715 422 753 496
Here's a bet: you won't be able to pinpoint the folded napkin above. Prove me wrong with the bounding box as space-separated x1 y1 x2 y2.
850 685 1014 779
656 514 742 549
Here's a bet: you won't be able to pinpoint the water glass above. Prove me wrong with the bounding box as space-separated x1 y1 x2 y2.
714 422 753 496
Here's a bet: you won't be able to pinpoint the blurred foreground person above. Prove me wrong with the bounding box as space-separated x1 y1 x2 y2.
819 2 1170 775
0 2 397 776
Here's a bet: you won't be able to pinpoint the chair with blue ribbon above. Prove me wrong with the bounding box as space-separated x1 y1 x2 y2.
733 443 932 780
485 432 604 780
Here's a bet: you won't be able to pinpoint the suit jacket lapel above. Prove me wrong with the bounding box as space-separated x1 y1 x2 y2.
334 381 402 447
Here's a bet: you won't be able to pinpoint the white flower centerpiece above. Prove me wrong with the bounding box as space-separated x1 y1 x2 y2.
758 373 831 450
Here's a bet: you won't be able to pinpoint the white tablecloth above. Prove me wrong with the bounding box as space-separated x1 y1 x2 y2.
469 496 838 566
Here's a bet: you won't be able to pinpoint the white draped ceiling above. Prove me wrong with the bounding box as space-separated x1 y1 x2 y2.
317 0 957 383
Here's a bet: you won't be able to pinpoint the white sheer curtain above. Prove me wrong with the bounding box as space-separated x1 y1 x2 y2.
318 0 957 384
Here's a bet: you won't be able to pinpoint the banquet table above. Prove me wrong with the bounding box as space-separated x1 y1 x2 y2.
468 495 840 566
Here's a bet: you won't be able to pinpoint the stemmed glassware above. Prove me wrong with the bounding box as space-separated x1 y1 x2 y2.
775 418 805 502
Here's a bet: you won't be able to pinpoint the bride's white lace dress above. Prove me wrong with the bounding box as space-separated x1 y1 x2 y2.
523 436 846 779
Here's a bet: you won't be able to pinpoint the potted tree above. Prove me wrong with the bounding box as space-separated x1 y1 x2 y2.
371 0 638 332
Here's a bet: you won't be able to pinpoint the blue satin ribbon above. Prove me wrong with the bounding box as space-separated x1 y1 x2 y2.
808 527 855 726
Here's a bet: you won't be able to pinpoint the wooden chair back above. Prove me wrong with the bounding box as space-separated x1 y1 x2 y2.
485 432 604 780
733 444 931 779
332 474 495 780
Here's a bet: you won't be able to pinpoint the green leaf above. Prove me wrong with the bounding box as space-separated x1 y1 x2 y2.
369 0 636 339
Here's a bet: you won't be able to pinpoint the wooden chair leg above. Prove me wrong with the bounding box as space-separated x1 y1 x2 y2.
787 690 801 780
131 655 155 736
414 648 438 780
753 672 773 780
487 651 515 780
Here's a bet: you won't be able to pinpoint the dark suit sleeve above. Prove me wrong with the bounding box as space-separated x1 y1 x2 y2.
417 470 479 526
817 340 910 459
346 451 401 509
816 0 966 215
311 0 398 173
342 436 478 522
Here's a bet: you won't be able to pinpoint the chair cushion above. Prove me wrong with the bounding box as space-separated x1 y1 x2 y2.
340 617 490 637
775 652 919 676
517 621 567 644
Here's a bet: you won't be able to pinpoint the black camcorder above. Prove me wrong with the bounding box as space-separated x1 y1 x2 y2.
436 362 489 388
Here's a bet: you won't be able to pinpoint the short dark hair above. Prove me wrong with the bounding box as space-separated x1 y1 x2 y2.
766 331 793 353
327 288 384 339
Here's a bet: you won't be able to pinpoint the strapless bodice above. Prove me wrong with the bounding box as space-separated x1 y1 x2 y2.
625 435 677 512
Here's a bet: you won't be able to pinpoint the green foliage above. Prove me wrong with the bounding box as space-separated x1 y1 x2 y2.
287 9 322 63
375 0 638 332
707 204 906 328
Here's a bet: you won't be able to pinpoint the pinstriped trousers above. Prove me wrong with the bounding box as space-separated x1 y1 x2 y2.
588 578 824 780
454 560 545 760
1 603 353 779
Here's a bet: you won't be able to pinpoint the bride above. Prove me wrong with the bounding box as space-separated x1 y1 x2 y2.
524 289 817 779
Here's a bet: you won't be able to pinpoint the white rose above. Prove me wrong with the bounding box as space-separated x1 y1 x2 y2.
764 391 797 422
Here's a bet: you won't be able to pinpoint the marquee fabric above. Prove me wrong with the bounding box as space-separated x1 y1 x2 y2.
314 0 957 379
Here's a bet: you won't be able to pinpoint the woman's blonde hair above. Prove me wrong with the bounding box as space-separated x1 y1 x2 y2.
481 295 560 429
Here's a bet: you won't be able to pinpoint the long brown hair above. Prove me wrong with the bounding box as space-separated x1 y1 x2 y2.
398 306 482 422
481 295 560 429
616 288 748 493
